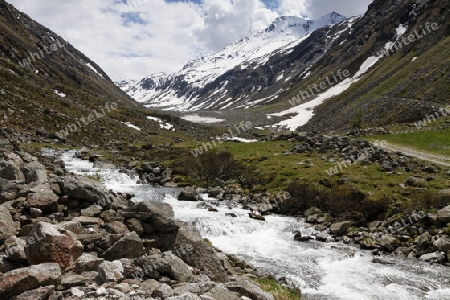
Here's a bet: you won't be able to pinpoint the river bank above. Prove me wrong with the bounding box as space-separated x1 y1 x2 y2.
0 147 285 300
59 149 450 299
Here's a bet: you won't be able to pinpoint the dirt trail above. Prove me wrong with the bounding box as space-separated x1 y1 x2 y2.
380 142 450 167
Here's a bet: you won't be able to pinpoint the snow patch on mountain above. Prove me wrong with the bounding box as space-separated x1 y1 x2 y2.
271 55 382 130
118 12 347 111
181 114 225 124
147 116 175 131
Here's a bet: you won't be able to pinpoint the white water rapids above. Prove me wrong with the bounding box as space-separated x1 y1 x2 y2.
56 150 450 300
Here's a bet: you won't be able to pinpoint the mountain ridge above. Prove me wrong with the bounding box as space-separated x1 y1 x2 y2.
118 12 348 111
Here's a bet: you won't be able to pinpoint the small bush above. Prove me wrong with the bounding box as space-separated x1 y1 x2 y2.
284 181 390 220
185 150 244 186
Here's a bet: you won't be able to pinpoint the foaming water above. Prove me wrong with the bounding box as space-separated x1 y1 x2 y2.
56 149 450 300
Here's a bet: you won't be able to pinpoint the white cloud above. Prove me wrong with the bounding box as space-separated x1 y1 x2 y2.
195 0 278 51
6 0 372 81
277 0 309 18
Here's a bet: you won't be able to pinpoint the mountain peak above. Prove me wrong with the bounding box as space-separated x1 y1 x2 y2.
320 12 347 24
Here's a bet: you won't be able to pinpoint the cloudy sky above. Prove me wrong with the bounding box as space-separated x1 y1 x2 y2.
7 0 373 81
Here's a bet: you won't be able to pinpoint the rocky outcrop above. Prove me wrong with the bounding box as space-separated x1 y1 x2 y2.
0 263 61 299
24 222 84 269
59 175 111 205
0 149 276 300
101 231 145 260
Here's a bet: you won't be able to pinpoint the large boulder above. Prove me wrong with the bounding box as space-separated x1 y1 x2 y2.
433 237 450 252
419 251 446 264
10 285 55 300
21 160 48 183
135 252 195 282
59 175 111 204
0 263 61 299
178 187 201 202
24 222 83 269
378 235 398 252
0 159 25 181
437 205 450 223
330 221 351 236
0 204 16 244
101 231 145 260
137 201 179 234
162 223 227 282
26 183 59 214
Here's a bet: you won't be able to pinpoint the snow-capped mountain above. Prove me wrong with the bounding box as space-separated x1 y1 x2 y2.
119 12 347 111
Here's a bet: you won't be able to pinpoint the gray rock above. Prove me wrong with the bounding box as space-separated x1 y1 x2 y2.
379 235 398 251
172 282 217 296
433 237 450 252
0 204 17 244
0 263 61 299
105 221 130 235
60 274 86 289
368 221 382 231
55 221 83 234
293 231 312 242
126 218 144 236
60 175 110 204
226 276 275 300
419 251 445 264
164 224 228 282
80 204 103 217
203 285 241 300
330 221 351 236
26 184 59 214
304 207 322 217
168 293 201 300
2 236 27 264
162 252 195 282
21 160 48 183
24 222 83 269
98 260 124 283
74 253 105 273
0 159 25 181
102 231 145 260
153 283 174 298
178 187 201 202
415 232 432 251
9 285 55 300
137 201 179 234
249 212 265 221
437 205 450 223
72 216 104 226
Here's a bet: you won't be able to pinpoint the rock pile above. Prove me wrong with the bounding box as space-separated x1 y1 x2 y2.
0 149 275 300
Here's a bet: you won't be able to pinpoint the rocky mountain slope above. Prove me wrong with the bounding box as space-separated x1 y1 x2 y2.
118 12 348 111
0 0 218 148
295 0 450 132
119 0 449 133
